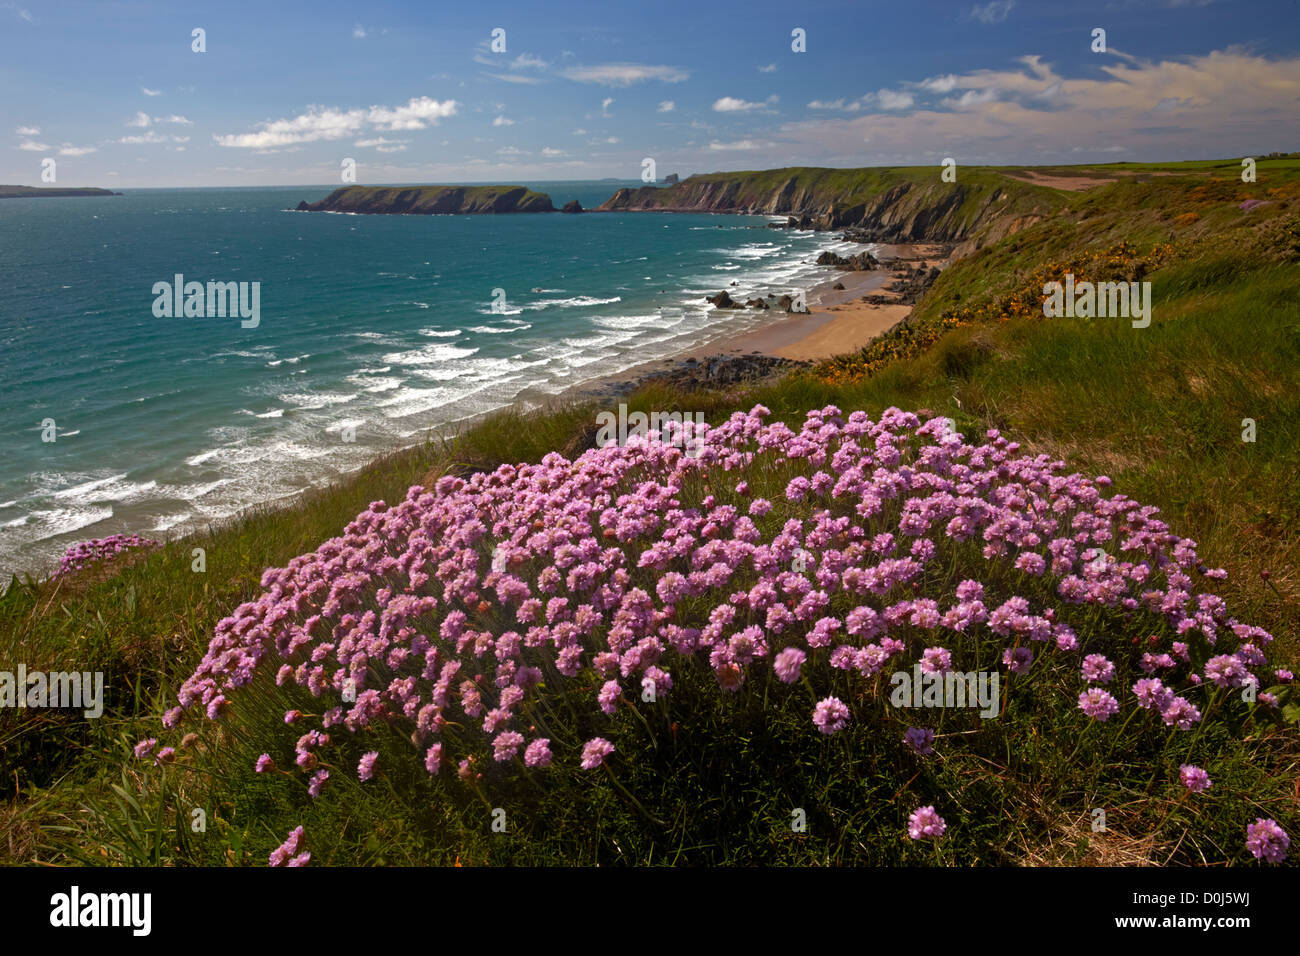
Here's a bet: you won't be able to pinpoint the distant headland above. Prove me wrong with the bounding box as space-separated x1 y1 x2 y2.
0 185 122 198
296 184 556 215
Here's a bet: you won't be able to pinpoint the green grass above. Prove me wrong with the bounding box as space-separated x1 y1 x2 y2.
3 163 1298 867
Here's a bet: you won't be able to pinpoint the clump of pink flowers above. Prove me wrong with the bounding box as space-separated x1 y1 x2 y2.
54 533 159 579
269 825 309 867
138 404 1288 864
908 805 946 840
1245 818 1289 863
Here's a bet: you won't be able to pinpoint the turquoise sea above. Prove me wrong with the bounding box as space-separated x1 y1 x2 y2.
0 181 855 576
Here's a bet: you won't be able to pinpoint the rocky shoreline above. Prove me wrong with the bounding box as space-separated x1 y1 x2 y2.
576 354 810 400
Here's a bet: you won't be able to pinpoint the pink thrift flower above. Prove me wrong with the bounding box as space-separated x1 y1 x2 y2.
1245 818 1289 863
908 805 946 840
524 738 553 768
358 751 379 781
1179 765 1211 793
1078 688 1120 721
773 647 806 684
812 696 850 735
581 737 615 770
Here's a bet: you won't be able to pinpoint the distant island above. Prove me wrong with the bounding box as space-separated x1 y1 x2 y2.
297 184 556 215
0 185 122 198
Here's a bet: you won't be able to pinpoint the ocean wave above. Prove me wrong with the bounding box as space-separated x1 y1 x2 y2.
23 505 114 540
468 323 531 334
277 391 359 410
561 330 640 349
591 313 671 331
152 512 191 532
419 328 462 338
382 343 479 366
50 473 157 506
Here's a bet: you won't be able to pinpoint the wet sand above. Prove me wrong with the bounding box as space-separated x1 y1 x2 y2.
569 241 952 398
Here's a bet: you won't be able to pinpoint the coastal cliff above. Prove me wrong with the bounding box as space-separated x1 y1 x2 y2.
596 167 1064 250
0 185 122 198
298 184 555 215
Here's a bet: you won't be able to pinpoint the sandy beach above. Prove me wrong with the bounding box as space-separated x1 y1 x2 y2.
685 240 950 362
572 240 952 399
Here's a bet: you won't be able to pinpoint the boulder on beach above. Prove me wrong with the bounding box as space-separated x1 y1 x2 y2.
745 298 769 310
706 290 742 309
776 294 809 314
816 250 878 271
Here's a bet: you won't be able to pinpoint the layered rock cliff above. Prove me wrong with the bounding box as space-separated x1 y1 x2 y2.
596 167 1064 248
298 185 555 215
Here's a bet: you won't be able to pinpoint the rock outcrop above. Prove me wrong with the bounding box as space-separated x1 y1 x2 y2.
816 250 878 271
298 185 556 215
561 200 584 213
596 167 1063 247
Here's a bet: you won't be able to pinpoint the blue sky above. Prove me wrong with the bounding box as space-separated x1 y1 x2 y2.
3 0 1298 187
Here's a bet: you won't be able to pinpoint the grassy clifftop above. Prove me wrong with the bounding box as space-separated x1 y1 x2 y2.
300 184 555 214
4 160 1298 867
596 165 1067 245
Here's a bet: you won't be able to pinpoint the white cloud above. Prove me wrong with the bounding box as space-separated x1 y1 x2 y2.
15 125 39 135
658 100 675 112
215 98 457 148
128 112 191 128
16 140 49 151
971 0 1014 24
142 87 161 97
497 145 527 156
214 106 364 148
713 96 764 112
808 99 848 110
511 53 548 70
561 63 689 86
367 96 458 131
483 73 544 85
708 139 763 150
917 74 958 93
6 4 32 22
572 128 588 135
119 131 188 144
57 144 97 156
943 88 998 108
601 97 614 116
759 63 777 73
773 48 1300 167
873 89 914 110
354 137 409 153
352 25 368 39
493 115 514 126
542 146 566 156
